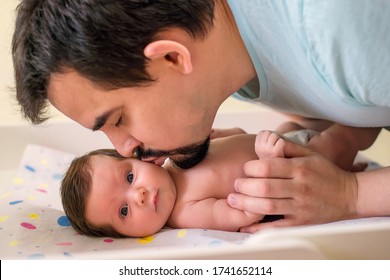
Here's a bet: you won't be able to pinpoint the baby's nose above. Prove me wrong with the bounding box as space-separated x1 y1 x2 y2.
134 187 147 206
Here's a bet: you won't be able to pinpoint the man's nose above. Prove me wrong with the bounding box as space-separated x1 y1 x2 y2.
105 130 142 157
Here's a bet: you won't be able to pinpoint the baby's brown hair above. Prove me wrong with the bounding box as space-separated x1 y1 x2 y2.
61 149 128 238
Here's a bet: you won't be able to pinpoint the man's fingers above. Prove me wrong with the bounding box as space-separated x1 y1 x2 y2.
228 193 293 215
243 158 294 178
234 177 294 198
245 138 319 179
239 217 298 233
282 137 315 158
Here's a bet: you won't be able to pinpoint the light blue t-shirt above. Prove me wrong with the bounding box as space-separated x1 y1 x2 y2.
228 0 390 127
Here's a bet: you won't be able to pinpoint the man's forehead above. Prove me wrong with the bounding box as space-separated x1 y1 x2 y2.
48 71 121 129
47 71 90 106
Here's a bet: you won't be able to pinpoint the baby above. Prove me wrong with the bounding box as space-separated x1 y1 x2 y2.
61 125 376 238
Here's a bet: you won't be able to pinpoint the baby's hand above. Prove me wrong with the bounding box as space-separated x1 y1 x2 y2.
255 130 286 158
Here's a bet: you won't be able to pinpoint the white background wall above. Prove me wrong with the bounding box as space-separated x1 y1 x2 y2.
1 0 389 165
1 0 23 125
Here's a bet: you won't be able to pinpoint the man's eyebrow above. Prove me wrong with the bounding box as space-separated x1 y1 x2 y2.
92 109 117 131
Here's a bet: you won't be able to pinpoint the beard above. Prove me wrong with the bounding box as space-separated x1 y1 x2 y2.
134 136 210 169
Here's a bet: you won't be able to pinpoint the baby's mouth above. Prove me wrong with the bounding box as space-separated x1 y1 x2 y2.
153 190 159 211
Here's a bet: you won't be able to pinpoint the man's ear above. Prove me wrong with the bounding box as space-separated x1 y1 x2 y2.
144 40 193 74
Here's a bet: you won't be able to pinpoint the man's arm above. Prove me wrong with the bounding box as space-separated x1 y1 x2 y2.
355 167 390 217
306 124 380 170
276 118 381 170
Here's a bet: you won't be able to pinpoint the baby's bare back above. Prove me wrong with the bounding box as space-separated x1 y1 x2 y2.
166 134 260 230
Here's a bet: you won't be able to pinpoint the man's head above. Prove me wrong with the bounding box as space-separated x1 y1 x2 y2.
13 0 219 167
61 149 177 238
13 0 215 123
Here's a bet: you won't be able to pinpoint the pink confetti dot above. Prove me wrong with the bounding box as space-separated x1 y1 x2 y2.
56 242 73 246
103 239 114 243
36 189 47 193
21 222 36 230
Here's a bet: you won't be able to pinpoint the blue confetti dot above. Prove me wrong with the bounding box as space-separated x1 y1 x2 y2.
28 253 45 260
24 165 36 172
208 240 222 247
9 200 24 205
63 252 72 258
57 216 71 227
52 173 63 180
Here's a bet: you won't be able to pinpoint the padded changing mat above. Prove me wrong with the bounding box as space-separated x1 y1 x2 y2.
2 144 390 260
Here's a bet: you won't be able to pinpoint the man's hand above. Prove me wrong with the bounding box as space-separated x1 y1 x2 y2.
227 137 359 233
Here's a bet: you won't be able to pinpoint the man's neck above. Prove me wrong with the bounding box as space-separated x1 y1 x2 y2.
214 0 256 97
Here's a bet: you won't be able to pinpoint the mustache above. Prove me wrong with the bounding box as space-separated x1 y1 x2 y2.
134 136 211 169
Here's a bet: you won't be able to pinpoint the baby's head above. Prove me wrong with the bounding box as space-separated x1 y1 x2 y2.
61 149 177 238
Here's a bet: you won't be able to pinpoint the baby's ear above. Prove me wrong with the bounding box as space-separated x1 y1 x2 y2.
144 40 193 74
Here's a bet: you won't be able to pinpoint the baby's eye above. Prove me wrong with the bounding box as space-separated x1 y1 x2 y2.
127 172 134 184
120 204 128 218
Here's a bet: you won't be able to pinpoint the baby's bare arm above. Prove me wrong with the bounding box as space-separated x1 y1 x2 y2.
171 198 263 232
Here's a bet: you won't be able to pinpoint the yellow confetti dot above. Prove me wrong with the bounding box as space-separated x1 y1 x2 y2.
12 177 24 185
29 213 39 220
0 215 9 222
177 229 187 238
137 235 154 244
40 159 48 165
27 195 36 201
9 240 19 247
39 183 48 189
1 192 11 199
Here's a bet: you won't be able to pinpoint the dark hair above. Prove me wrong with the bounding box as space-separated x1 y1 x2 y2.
61 149 128 238
12 0 215 124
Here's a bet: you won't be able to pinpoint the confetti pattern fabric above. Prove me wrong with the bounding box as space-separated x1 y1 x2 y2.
0 145 251 259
